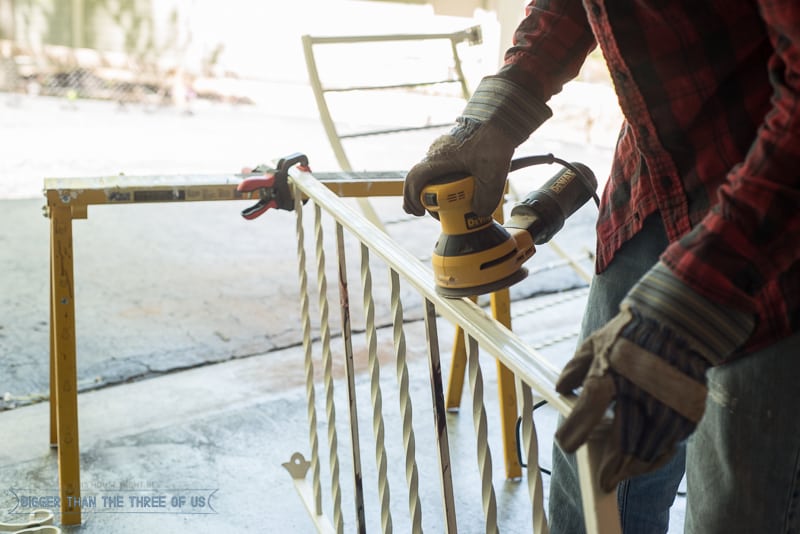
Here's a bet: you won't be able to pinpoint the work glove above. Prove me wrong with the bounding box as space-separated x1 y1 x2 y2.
403 76 551 217
555 262 755 492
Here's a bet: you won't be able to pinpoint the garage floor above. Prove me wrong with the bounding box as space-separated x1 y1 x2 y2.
0 314 562 533
0 194 685 533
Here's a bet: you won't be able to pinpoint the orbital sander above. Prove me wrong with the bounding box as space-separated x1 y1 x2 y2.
420 155 598 298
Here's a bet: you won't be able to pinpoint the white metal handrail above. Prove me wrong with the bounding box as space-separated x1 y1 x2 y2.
281 165 621 533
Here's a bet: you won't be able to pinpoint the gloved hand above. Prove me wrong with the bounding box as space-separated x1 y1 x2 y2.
555 262 755 492
403 119 516 217
403 76 552 217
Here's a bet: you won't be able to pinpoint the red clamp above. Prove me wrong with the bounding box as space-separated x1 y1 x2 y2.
237 153 310 220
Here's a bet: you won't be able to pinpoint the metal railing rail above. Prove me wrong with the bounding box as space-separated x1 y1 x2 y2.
282 165 621 533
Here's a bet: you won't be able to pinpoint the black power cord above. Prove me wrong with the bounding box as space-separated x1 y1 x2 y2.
510 153 601 207
515 399 552 475
514 401 689 499
504 152 599 476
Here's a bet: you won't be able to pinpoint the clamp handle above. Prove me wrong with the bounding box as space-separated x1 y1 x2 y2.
237 153 310 219
276 152 310 174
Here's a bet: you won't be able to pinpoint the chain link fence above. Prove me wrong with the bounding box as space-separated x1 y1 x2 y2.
0 0 251 108
0 41 253 110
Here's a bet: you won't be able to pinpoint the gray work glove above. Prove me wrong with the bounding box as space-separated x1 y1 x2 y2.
403 76 551 217
555 262 755 492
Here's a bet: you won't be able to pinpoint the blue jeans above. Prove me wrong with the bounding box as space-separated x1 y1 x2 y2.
548 213 800 533
549 213 685 534
685 330 800 534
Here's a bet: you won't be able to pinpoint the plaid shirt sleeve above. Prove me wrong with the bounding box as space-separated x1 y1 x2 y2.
662 0 800 315
497 0 596 103
498 1 798 348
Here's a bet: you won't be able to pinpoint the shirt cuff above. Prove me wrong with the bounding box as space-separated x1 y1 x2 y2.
462 75 553 145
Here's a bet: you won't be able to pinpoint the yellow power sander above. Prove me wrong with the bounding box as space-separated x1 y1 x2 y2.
420 154 599 298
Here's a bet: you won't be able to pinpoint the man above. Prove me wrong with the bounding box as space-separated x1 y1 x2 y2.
403 2 800 533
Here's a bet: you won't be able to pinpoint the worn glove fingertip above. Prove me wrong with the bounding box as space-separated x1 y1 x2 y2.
555 366 583 395
554 422 582 454
599 465 626 493
404 157 464 217
402 198 425 217
599 453 670 493
555 347 595 395
556 380 614 453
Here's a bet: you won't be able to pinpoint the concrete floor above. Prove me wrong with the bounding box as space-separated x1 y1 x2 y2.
0 192 686 532
0 287 576 533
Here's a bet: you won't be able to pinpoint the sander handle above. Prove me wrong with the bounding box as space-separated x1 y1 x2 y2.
505 162 598 245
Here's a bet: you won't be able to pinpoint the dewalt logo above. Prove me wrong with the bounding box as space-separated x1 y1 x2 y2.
465 213 492 230
550 169 574 194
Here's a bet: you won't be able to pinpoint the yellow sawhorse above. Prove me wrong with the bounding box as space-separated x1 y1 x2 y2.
44 171 520 525
445 204 522 480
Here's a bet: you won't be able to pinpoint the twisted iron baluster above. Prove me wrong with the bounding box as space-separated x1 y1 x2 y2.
294 188 323 515
361 244 393 533
467 335 499 534
314 203 344 533
520 384 549 534
336 223 367 533
421 298 458 532
389 269 423 533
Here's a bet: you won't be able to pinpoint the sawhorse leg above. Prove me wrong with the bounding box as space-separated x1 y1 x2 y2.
445 288 522 479
49 205 82 525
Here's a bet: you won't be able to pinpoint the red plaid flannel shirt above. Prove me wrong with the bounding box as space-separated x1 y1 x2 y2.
499 0 799 351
